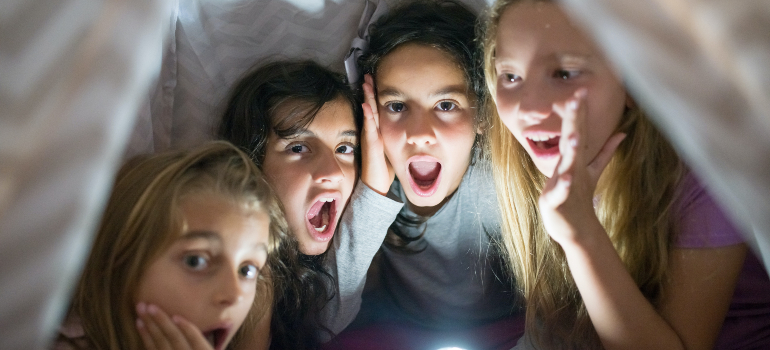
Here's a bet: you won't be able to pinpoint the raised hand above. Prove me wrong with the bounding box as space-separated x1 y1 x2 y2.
538 89 626 247
360 74 395 195
136 303 214 350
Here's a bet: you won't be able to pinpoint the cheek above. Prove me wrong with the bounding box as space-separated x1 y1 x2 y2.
494 90 520 132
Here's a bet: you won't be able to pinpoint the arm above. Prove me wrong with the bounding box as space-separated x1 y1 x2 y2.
541 90 745 350
318 180 403 339
317 74 403 339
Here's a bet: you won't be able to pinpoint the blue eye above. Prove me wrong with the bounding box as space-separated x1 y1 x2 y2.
386 102 405 112
436 101 457 111
336 144 355 154
240 264 258 279
183 255 208 271
554 69 580 80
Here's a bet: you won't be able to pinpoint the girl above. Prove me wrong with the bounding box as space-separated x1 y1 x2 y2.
218 60 360 348
321 1 524 348
55 141 284 350
483 1 770 349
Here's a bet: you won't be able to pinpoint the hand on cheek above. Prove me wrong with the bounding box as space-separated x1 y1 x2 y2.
539 89 626 247
361 74 395 195
136 302 214 350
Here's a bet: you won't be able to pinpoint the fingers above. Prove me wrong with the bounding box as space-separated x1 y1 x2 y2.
173 316 216 350
136 302 213 350
541 162 573 209
363 74 379 130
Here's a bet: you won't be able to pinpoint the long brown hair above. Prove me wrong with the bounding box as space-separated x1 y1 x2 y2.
70 141 286 349
482 1 684 348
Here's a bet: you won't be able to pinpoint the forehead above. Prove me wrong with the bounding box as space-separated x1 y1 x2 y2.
376 43 467 92
496 2 595 62
273 96 356 138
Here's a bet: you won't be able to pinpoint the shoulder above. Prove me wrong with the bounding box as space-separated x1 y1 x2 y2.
673 172 744 248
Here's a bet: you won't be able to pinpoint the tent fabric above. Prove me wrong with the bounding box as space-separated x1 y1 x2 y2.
0 0 176 348
1 0 768 348
559 0 770 269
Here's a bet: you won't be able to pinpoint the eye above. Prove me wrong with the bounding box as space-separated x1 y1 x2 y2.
239 264 259 279
503 73 521 83
386 102 405 113
287 143 309 154
336 144 355 154
183 255 208 271
436 101 457 112
554 69 581 80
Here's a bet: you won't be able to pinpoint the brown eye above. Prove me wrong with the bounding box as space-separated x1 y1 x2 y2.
387 102 405 112
240 264 258 279
183 255 208 271
437 101 456 111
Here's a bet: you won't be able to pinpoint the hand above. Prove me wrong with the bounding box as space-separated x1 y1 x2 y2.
360 74 395 195
539 89 626 247
136 302 214 350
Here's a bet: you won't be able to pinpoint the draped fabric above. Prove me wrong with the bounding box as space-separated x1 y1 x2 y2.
0 0 176 348
560 0 770 269
1 0 768 348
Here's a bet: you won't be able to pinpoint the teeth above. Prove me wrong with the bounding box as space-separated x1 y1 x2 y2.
528 135 556 142
320 198 334 202
314 224 327 232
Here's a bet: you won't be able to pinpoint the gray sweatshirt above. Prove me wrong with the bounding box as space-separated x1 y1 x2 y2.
321 159 521 338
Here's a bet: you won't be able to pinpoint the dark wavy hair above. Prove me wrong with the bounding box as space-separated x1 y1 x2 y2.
219 60 360 348
358 0 483 252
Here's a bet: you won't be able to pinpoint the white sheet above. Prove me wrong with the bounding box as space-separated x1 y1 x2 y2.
1 0 768 347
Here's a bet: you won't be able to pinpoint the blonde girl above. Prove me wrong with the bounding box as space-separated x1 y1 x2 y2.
56 141 285 349
483 0 770 349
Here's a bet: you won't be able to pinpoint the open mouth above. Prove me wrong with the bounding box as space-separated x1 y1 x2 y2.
526 134 561 159
306 197 337 240
202 327 229 350
407 160 442 197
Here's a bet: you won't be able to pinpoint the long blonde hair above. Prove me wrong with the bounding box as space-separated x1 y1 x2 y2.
482 1 684 348
70 141 286 349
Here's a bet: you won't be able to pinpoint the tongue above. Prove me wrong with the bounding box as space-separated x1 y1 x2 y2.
409 161 440 187
308 201 330 228
410 161 440 181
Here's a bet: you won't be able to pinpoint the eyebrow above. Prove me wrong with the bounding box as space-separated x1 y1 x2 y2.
378 85 468 99
288 129 358 139
179 230 222 242
557 53 592 65
428 85 468 99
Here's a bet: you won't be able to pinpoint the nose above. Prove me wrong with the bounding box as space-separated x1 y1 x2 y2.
214 268 246 307
504 77 554 123
312 150 346 183
405 110 437 146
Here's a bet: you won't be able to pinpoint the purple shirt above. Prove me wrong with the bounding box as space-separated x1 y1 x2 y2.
673 173 770 349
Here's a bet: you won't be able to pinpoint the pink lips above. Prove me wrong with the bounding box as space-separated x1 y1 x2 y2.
406 155 442 197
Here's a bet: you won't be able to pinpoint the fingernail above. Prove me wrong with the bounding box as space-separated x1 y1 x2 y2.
569 136 578 148
136 302 146 314
147 304 158 315
575 88 587 99
136 318 145 329
172 315 181 324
